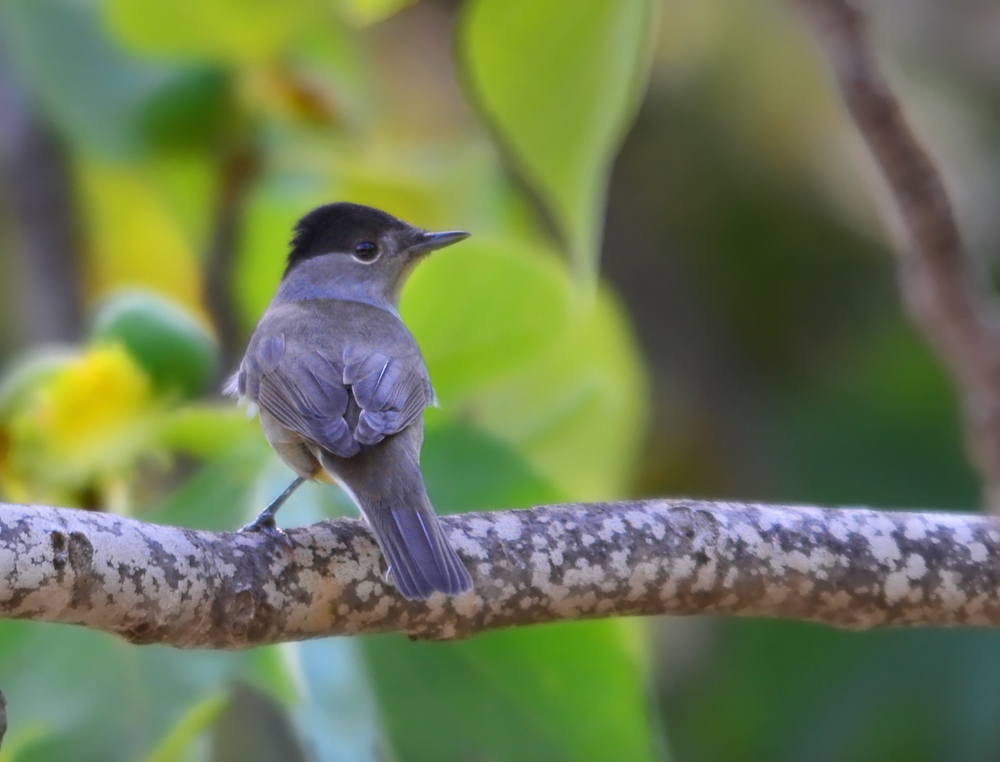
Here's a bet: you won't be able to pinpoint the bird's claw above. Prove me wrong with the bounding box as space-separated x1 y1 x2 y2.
240 511 293 553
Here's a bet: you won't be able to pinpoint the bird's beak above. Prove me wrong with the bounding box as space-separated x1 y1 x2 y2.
407 229 470 258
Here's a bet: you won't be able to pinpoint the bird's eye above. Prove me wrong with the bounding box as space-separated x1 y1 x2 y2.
353 241 379 262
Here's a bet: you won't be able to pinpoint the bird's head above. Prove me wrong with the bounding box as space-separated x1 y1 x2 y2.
279 202 469 309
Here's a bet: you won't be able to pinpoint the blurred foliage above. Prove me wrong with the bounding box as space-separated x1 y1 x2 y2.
90 291 220 399
460 0 656 275
0 0 659 759
0 0 997 760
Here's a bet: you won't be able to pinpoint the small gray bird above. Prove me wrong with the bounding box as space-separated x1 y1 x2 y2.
227 202 473 600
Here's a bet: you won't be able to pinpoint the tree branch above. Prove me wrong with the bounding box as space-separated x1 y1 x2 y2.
1 499 999 647
795 0 1000 511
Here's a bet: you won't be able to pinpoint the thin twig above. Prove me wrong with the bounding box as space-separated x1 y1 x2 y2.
0 499 999 648
204 138 260 370
796 0 1000 510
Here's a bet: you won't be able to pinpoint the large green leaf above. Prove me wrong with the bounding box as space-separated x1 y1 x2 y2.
422 419 562 513
468 284 648 500
363 422 662 762
405 240 648 500
460 0 657 274
365 621 658 762
89 290 220 400
402 240 570 402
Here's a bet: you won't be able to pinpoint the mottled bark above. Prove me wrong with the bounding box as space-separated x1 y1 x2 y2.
1 499 999 648
796 0 1000 511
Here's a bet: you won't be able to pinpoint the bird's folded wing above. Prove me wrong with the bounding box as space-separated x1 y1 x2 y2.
343 345 433 446
245 334 360 457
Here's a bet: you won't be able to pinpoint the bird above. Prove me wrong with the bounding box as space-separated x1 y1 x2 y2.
226 202 473 600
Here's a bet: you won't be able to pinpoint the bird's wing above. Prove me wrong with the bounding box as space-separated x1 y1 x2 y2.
343 344 434 446
242 333 360 458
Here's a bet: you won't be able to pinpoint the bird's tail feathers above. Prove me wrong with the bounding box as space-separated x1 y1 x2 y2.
365 496 472 600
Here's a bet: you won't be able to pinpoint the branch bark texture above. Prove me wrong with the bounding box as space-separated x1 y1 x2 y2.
797 0 1000 510
1 499 999 648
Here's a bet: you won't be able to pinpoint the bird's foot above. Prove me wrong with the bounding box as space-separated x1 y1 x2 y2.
240 510 293 553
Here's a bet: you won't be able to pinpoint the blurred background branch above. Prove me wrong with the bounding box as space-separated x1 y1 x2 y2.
0 26 83 347
203 136 260 369
2 498 1000 647
797 0 1000 512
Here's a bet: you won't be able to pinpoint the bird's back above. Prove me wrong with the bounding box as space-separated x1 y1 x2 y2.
249 298 425 369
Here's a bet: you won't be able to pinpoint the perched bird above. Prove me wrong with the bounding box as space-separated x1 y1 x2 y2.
227 202 473 600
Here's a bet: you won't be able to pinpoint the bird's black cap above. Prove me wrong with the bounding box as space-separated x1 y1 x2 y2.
286 202 410 274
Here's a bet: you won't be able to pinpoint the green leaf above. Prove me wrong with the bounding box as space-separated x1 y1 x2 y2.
424 274 648 500
469 284 648 500
403 236 647 499
90 290 220 400
365 621 658 762
402 240 571 402
136 66 234 152
0 620 371 762
104 0 321 64
422 419 562 513
332 0 415 27
460 0 657 274
155 405 261 459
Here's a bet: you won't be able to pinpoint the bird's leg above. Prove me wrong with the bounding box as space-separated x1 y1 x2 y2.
240 476 305 542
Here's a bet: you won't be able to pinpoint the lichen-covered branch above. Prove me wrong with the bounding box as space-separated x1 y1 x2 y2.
796 0 1000 511
1 499 1000 647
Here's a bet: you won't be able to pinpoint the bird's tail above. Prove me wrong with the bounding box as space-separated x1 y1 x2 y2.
319 438 473 600
354 490 471 599
364 494 473 600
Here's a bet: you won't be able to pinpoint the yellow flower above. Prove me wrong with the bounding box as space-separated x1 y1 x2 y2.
35 343 153 458
2 344 160 507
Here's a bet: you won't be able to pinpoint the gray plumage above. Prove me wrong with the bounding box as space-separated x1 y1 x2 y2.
230 202 473 600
